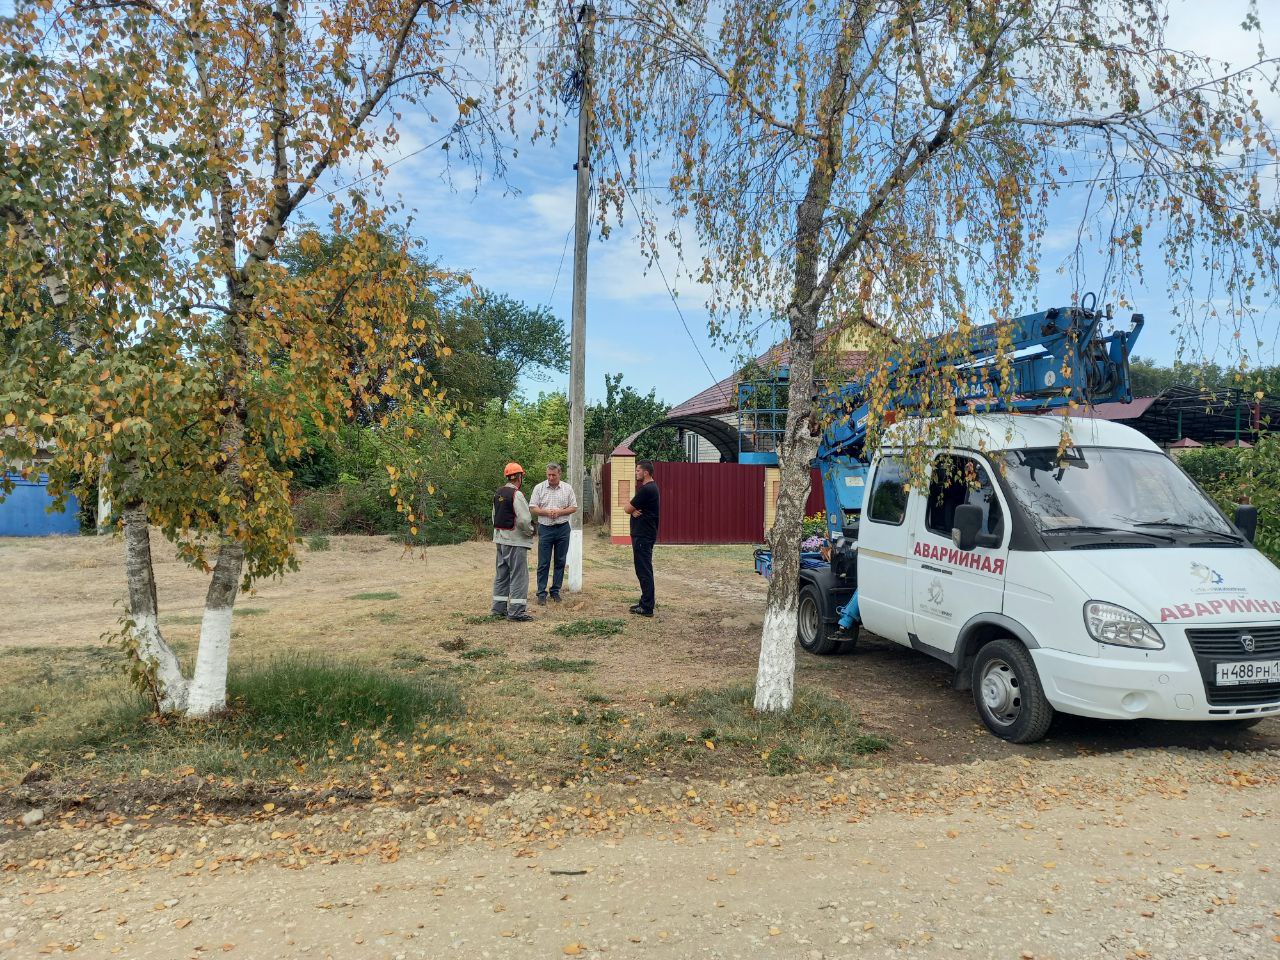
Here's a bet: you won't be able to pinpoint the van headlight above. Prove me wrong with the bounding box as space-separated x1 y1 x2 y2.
1083 601 1165 649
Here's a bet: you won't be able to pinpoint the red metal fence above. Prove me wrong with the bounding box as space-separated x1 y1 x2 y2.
602 460 826 544
651 462 766 544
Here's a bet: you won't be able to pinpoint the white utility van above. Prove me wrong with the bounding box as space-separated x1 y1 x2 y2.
805 413 1280 743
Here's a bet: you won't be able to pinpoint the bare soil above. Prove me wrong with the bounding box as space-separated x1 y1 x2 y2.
1 749 1277 959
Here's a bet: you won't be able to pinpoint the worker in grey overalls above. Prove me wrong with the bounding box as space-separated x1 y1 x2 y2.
491 462 535 621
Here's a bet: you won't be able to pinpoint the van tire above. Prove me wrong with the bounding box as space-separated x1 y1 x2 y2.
971 638 1054 743
797 584 838 656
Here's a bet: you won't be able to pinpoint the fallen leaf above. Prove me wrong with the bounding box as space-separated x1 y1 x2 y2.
563 944 584 955
174 919 192 929
769 927 781 936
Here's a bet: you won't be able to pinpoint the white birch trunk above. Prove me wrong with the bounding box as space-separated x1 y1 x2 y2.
185 539 245 717
754 603 798 711
122 503 189 713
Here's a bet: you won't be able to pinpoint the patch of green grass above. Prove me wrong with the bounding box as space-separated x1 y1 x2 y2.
528 657 597 674
530 642 562 654
460 646 505 661
237 607 268 617
462 614 497 625
581 690 610 704
164 614 203 625
371 611 403 624
0 656 463 783
676 684 888 775
306 534 331 552
350 591 400 601
229 657 459 743
552 618 625 639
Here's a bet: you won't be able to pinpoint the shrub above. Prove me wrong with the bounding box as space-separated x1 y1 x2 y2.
1179 434 1280 564
292 394 569 543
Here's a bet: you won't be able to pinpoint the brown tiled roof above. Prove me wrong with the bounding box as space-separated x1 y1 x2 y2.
669 327 872 417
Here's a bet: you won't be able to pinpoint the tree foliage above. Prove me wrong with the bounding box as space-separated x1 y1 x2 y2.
448 290 569 410
1180 435 1280 564
1129 358 1280 398
585 373 684 461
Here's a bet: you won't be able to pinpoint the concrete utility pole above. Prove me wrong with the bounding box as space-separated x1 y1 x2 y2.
565 1 595 593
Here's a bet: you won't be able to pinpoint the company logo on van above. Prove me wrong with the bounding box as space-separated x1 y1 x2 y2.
912 541 1005 575
1190 561 1224 586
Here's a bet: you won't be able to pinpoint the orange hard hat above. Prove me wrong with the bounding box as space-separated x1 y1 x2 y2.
504 462 524 478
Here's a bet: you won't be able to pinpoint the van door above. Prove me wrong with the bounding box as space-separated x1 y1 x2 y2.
910 453 1010 657
855 453 915 645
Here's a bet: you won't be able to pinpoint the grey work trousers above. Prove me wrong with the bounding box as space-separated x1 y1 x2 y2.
491 544 530 617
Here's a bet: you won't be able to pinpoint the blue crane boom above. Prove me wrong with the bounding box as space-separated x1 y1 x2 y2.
745 298 1144 571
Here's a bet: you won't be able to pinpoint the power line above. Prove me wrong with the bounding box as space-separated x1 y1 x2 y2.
545 223 574 307
600 134 730 406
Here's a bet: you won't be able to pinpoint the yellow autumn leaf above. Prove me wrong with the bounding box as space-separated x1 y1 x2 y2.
3 412 14 426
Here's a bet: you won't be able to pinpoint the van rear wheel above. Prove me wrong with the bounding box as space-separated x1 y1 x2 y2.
972 638 1054 744
797 585 838 655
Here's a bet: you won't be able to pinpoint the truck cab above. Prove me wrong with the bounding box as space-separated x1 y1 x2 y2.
816 413 1280 742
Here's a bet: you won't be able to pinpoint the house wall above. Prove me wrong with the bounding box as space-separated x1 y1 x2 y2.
683 412 740 463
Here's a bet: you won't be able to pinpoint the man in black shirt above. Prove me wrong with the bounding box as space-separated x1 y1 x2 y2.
623 459 660 616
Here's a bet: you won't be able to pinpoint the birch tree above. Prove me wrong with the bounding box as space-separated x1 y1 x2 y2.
531 0 1279 710
1 0 511 716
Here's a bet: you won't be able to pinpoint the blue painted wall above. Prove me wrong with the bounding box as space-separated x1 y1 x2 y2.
0 473 82 537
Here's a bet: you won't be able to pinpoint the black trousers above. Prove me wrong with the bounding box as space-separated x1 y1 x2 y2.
632 536 656 612
536 522 571 598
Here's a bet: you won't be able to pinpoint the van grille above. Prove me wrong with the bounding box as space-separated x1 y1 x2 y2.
1185 625 1280 707
1186 625 1280 657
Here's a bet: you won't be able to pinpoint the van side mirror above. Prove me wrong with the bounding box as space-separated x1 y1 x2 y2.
1234 504 1258 543
952 504 983 552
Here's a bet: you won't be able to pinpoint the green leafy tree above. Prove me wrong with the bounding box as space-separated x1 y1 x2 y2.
586 373 684 462
1129 358 1280 398
448 290 569 411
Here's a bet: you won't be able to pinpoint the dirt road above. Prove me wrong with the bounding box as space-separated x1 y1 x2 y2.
3 748 1277 960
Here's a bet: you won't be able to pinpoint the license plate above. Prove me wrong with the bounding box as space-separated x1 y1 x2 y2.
1215 659 1280 686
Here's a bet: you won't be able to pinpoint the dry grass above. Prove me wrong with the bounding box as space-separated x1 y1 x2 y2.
0 531 891 793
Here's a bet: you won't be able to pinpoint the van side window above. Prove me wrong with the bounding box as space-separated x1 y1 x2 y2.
925 455 1004 540
867 457 909 525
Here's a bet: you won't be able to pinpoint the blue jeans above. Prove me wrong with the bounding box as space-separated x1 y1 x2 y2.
537 523 571 598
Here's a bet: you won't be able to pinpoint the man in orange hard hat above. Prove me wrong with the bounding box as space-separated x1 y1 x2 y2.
491 462 535 621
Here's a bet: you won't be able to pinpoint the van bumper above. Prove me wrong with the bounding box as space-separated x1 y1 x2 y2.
1030 648 1280 721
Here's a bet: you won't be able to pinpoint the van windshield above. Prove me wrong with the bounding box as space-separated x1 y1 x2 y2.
1000 447 1241 544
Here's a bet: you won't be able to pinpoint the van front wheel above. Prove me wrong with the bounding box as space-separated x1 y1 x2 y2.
972 638 1054 743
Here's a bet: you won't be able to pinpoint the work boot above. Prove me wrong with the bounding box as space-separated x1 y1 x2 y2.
536 595 547 606
550 593 562 603
508 610 534 622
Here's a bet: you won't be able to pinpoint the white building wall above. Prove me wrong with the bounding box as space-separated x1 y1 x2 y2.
683 412 741 463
